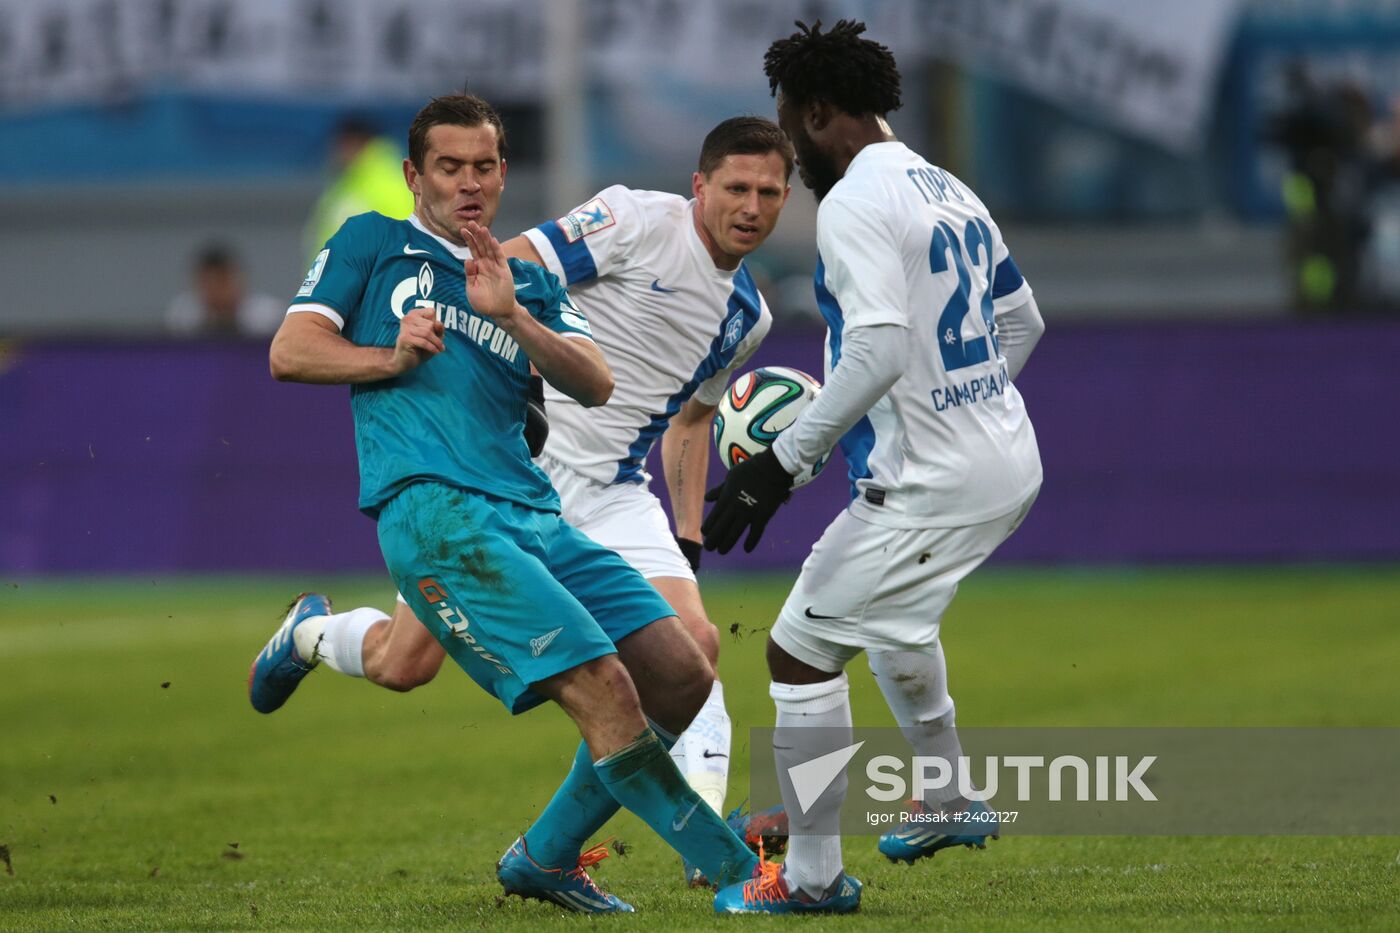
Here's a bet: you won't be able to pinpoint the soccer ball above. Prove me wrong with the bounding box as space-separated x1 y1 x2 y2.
712 366 830 488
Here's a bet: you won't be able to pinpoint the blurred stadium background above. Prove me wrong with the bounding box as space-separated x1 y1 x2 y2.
2 0 1398 574
2 1 1399 927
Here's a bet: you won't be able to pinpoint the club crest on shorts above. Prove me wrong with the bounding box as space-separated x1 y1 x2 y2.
530 627 564 657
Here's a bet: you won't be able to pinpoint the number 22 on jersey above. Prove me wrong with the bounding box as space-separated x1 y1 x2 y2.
929 217 1000 374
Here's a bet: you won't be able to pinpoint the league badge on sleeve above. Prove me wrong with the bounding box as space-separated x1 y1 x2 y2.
556 198 615 243
297 249 329 297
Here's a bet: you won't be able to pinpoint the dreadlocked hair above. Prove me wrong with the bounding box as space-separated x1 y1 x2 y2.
763 19 902 117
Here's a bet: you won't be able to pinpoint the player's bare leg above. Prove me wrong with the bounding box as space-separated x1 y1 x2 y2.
613 613 715 737
256 597 443 707
288 577 741 833
651 577 720 666
536 653 654 756
497 652 655 913
515 643 758 889
510 613 764 892
295 579 755 887
249 595 398 712
360 600 445 691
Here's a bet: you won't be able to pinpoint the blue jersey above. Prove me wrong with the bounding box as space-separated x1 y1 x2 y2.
291 212 594 517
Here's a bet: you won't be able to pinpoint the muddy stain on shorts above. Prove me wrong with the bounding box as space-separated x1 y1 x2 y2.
410 485 507 593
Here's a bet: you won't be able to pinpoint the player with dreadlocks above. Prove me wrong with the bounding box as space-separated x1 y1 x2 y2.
707 21 1045 914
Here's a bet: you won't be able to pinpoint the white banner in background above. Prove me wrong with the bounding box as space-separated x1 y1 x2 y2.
0 0 546 108
583 0 1244 153
915 0 1244 153
0 0 1241 151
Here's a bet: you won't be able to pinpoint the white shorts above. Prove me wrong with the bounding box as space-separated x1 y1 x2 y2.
539 453 695 582
770 491 1038 672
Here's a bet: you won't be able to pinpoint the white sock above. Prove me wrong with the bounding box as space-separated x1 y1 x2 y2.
291 612 328 663
671 680 731 815
869 645 965 805
771 673 851 898
312 607 389 678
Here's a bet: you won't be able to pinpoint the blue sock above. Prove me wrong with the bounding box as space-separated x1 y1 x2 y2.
523 720 679 870
593 730 758 888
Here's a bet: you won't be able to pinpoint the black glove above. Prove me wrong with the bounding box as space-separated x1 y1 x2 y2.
525 374 549 458
701 448 795 554
675 536 702 572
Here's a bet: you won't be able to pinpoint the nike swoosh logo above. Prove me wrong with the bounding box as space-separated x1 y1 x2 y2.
403 245 432 256
672 799 702 832
513 281 529 291
804 607 841 620
650 278 678 293
702 750 728 759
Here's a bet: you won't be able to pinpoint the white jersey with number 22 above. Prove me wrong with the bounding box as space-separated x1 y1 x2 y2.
813 142 1041 528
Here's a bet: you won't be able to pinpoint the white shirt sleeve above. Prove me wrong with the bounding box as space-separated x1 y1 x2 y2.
692 297 773 408
817 194 909 329
521 185 649 287
773 323 908 475
995 293 1045 381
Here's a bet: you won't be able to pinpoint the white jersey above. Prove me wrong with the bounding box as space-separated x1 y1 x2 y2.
815 142 1041 528
523 185 771 485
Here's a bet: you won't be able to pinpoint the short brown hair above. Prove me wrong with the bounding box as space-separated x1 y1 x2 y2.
697 116 794 180
408 94 507 170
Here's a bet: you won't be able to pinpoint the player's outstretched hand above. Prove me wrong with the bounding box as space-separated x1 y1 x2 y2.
391 306 446 374
701 448 795 554
460 221 521 325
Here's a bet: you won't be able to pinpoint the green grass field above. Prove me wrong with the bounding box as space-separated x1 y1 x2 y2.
2 568 1398 930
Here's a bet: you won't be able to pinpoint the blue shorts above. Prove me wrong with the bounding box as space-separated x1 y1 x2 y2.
377 481 676 713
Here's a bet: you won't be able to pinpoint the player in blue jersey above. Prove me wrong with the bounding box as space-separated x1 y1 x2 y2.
252 116 798 889
254 94 758 913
